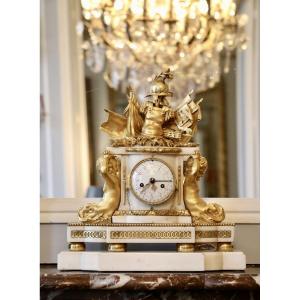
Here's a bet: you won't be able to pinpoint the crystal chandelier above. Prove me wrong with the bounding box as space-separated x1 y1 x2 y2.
78 0 248 103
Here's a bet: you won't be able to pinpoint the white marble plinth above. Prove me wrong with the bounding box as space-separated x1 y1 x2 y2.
112 215 192 224
203 252 246 271
57 251 246 271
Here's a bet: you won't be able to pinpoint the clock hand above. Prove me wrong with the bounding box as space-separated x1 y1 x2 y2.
149 178 173 183
155 180 173 182
151 184 157 191
141 178 170 193
141 182 151 192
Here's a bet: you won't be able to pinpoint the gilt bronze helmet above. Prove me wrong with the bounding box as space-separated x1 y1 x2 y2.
145 70 173 98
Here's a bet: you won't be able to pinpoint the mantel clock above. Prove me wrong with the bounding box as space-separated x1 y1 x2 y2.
58 69 246 271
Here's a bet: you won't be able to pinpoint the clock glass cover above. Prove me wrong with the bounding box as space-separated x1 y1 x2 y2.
130 158 176 205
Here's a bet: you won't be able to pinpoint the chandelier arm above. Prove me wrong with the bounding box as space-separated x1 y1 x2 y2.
177 30 220 71
187 21 220 58
179 0 192 37
123 25 157 64
86 21 115 50
131 19 160 44
125 19 133 42
84 6 117 49
94 14 143 64
99 4 129 48
100 4 110 33
118 39 144 64
142 0 150 39
99 6 145 64
165 0 175 42
188 17 210 46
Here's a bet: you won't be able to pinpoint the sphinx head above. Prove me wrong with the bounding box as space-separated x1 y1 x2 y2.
97 152 120 176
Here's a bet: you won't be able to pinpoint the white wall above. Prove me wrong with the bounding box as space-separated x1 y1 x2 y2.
40 0 90 197
90 74 111 170
236 0 260 198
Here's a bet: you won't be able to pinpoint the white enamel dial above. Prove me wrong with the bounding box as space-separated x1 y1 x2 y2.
130 158 176 205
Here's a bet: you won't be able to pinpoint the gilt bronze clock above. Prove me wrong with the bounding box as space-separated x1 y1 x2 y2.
58 69 246 271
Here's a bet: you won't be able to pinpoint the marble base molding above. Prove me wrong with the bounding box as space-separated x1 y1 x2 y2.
59 222 245 271
57 251 246 271
67 222 235 244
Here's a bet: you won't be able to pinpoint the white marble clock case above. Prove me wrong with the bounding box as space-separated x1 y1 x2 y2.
113 145 194 212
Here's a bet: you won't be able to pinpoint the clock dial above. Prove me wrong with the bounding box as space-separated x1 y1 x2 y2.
130 158 176 205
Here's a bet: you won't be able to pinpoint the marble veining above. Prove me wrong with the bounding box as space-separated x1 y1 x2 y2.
41 265 260 300
90 273 132 289
41 266 259 291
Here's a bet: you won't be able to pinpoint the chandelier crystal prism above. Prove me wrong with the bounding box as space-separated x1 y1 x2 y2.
79 0 248 102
